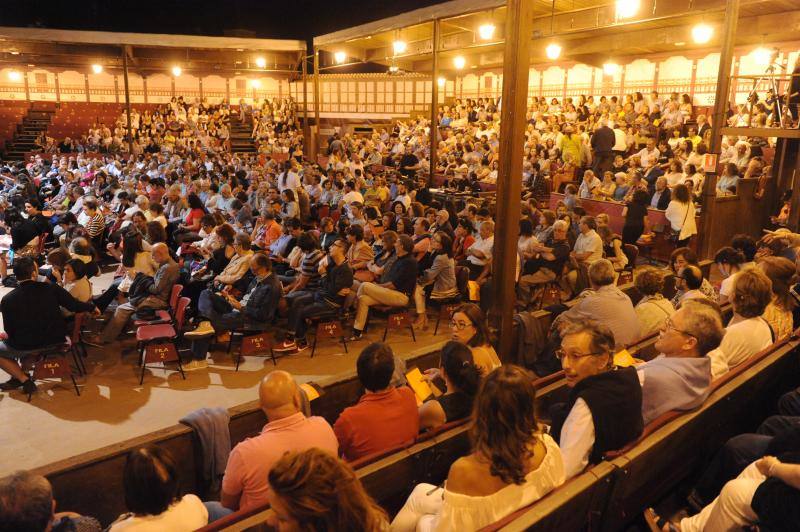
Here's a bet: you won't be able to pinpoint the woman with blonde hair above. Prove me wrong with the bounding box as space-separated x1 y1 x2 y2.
267 448 387 531
757 256 797 340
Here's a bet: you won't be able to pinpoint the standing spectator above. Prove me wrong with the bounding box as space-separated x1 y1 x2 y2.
333 342 419 461
621 189 651 245
590 120 615 174
665 184 697 247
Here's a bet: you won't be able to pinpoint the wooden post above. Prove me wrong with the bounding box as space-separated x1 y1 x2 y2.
492 0 533 362
313 46 321 158
302 52 310 158
429 19 440 182
122 46 133 154
699 0 739 259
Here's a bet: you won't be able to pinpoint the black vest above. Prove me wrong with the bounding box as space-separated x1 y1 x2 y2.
551 366 644 464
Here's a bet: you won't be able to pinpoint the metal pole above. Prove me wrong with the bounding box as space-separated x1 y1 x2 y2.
699 0 739 258
492 0 533 362
313 46 321 160
302 52 310 159
122 46 133 154
429 19 440 182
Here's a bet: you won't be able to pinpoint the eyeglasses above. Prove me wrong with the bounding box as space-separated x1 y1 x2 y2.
664 317 696 339
555 349 604 361
450 320 473 330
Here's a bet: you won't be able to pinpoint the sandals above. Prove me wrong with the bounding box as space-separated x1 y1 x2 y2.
644 508 679 532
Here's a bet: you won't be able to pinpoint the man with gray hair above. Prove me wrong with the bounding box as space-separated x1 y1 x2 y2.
554 258 642 347
0 470 101 531
430 209 454 237
517 219 571 307
637 299 725 424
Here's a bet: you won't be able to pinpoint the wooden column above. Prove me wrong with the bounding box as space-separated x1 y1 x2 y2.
302 52 311 158
429 19 441 182
699 0 739 259
122 46 133 153
492 0 534 362
313 46 321 157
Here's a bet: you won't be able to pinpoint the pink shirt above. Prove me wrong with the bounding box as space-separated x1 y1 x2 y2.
222 412 338 510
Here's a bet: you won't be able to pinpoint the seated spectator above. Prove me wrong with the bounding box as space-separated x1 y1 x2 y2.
0 470 101 532
418 341 481 431
757 256 797 340
668 247 717 306
578 169 601 199
572 215 604 265
267 448 388 530
350 234 417 341
449 303 501 374
675 265 709 306
108 445 208 530
597 225 628 271
709 268 774 379
205 371 338 521
649 176 672 209
716 162 740 195
88 243 178 345
517 219 571 307
0 257 97 395
638 299 724 424
413 232 458 330
551 319 644 479
392 365 565 531
184 252 281 369
214 232 254 289
462 220 494 280
633 267 675 336
333 342 419 461
554 259 642 347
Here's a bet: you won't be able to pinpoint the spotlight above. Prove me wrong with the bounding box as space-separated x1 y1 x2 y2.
334 51 347 64
478 23 496 40
546 43 562 60
393 40 407 55
388 65 399 73
615 0 640 19
172 66 182 77
751 47 774 66
7 70 21 82
255 56 266 68
91 64 103 74
250 79 261 89
453 56 466 69
437 77 446 87
691 23 713 44
603 62 621 75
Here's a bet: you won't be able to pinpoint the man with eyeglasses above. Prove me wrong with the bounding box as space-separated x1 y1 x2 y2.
637 300 724 425
549 319 643 479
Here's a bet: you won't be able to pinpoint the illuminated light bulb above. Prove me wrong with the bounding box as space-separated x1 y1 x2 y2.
7 70 21 82
691 23 713 44
478 23 496 40
255 56 266 68
437 77 446 87
388 65 399 73
453 56 466 69
545 43 562 60
615 0 640 19
393 40 407 55
334 51 347 64
603 62 621 75
751 47 773 66
172 66 182 77
251 79 261 89
91 64 103 74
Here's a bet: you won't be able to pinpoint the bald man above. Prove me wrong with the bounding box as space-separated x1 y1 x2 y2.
204 371 337 522
91 242 179 345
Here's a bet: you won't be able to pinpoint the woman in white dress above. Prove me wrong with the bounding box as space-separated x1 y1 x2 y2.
391 365 565 532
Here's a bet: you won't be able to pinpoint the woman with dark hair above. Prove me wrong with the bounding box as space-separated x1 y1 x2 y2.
346 224 375 282
665 183 697 247
173 192 206 245
452 218 476 262
413 232 458 330
267 448 387 531
715 246 748 305
60 258 92 313
449 303 500 374
621 188 651 245
145 221 167 245
109 446 207 530
418 341 481 430
392 365 565 531
280 188 299 221
395 217 413 236
668 247 718 306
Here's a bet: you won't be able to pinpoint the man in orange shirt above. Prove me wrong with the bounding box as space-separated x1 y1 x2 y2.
334 342 420 461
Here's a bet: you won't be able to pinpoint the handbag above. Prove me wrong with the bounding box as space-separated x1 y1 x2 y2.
667 203 690 243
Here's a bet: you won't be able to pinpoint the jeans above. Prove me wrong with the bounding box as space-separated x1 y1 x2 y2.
203 501 234 523
190 289 245 361
287 292 339 340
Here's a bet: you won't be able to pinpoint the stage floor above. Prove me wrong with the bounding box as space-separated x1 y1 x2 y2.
0 271 449 477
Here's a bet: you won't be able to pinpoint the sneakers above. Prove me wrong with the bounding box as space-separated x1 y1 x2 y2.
275 339 297 353
185 321 215 339
0 377 23 391
22 378 37 396
348 330 364 342
293 341 309 354
183 360 209 371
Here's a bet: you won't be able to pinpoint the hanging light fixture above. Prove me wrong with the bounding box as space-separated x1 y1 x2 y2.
603 62 621 75
7 70 21 82
172 65 182 77
334 51 347 64
751 46 774 66
615 0 640 19
255 56 266 68
478 23 496 40
393 40 407 55
437 77 446 87
91 64 103 74
691 23 713 44
546 43 562 60
453 56 466 69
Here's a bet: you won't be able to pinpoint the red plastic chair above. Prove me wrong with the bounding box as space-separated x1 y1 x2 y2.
133 284 183 326
136 297 190 384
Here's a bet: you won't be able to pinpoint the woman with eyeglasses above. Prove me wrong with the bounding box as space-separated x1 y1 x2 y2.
391 365 564 532
449 303 500 375
413 232 458 330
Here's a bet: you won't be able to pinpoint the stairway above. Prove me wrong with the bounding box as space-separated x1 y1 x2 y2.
229 115 257 154
4 105 55 161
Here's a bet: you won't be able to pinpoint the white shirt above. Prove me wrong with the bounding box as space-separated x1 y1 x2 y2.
278 171 301 193
467 235 494 266
664 200 697 240
709 315 773 378
559 398 594 479
573 230 604 263
109 494 208 531
636 147 660 168
342 190 364 205
612 128 627 152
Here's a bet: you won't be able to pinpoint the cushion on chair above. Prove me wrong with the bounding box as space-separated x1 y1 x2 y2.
136 324 176 342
